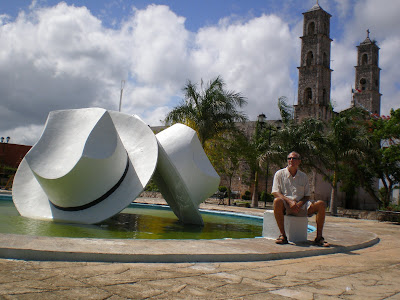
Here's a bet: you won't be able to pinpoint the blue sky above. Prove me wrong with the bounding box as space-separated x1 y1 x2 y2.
1 0 399 145
1 1 309 30
0 1 346 36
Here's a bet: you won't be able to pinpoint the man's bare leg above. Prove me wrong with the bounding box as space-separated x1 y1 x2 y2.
273 197 286 237
308 200 326 237
308 200 329 246
315 201 326 238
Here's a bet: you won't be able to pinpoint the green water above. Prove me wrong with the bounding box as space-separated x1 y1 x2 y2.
0 198 263 239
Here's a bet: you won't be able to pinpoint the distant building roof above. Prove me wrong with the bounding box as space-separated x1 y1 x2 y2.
0 143 32 169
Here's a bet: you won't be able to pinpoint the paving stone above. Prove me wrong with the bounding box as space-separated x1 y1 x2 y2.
241 291 292 299
101 282 164 298
1 287 110 300
172 275 230 290
270 288 315 299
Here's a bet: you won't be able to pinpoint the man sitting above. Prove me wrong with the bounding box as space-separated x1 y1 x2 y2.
271 151 329 246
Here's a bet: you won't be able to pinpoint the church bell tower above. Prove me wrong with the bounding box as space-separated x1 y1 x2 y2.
294 2 333 122
352 30 381 115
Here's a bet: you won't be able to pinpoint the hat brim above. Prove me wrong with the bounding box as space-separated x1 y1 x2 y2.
12 110 158 224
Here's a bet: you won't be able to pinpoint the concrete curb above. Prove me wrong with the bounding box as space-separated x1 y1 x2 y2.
0 227 379 263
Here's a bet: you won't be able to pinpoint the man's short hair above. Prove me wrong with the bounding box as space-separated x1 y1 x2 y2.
288 151 301 160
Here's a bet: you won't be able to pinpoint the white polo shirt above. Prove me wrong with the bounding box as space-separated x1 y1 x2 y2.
271 167 310 202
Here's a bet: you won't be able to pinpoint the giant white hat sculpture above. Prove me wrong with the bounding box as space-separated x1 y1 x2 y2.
154 124 220 225
12 108 158 224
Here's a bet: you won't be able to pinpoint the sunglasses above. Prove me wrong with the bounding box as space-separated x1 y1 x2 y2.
287 157 300 161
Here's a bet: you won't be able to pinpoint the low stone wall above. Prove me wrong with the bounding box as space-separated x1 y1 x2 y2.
137 192 399 222
337 208 400 223
139 191 163 198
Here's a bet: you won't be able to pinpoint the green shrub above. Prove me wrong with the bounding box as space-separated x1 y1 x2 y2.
378 187 388 203
235 200 251 207
381 204 400 212
241 190 251 200
260 191 266 202
144 179 159 192
266 193 274 202
218 186 227 193
260 191 274 203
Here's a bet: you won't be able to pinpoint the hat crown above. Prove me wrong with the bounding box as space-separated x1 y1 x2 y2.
25 108 128 209
27 108 119 178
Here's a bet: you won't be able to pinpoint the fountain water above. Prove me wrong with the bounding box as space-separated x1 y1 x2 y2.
1 195 263 240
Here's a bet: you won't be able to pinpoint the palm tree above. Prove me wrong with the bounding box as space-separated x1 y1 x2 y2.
164 76 248 148
311 108 372 214
267 97 324 171
247 97 298 208
247 119 267 208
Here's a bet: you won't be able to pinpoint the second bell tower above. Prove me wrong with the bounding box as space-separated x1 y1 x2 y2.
352 30 381 115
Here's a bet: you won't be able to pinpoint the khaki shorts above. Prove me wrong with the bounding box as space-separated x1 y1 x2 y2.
283 200 315 217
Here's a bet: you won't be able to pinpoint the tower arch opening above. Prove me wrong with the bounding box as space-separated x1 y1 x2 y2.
362 53 368 65
360 78 367 91
307 22 315 35
306 51 314 66
304 88 312 104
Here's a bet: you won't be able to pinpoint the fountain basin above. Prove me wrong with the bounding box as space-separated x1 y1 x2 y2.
1 195 264 240
0 194 380 263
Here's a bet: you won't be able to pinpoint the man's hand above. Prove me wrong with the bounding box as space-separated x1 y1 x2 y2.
289 199 300 214
272 192 308 214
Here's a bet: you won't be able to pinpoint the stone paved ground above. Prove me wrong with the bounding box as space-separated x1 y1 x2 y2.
0 204 399 299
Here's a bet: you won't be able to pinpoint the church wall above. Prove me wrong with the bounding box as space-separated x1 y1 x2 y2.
311 171 378 210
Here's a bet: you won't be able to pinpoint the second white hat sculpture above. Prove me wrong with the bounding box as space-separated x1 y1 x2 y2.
12 108 220 225
154 124 220 225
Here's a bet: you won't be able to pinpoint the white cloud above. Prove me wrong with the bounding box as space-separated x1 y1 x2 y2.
29 0 38 11
330 41 357 111
1 124 44 146
331 0 352 19
126 5 190 86
1 1 399 146
352 0 400 39
379 36 400 115
141 106 171 126
0 3 125 142
191 14 297 120
1 3 299 145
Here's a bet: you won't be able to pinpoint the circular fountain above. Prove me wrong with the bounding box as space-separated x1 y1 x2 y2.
0 193 379 263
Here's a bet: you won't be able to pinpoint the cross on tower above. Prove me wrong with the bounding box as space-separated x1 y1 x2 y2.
367 29 370 38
